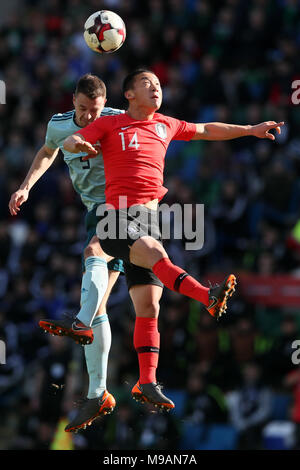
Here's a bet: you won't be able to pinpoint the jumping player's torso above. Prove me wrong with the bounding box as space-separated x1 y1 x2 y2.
77 112 196 209
45 108 124 211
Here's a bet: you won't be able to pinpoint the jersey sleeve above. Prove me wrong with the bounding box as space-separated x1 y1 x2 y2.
75 116 109 144
167 116 197 141
45 119 59 149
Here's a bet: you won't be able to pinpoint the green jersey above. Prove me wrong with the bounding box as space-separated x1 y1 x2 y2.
45 107 124 211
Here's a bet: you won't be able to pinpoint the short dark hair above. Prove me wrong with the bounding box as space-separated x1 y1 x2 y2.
75 74 106 99
122 68 155 94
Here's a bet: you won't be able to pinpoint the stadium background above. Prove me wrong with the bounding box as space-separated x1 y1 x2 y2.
1 0 300 451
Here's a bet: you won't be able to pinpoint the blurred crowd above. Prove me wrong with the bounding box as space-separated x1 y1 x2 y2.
1 0 300 451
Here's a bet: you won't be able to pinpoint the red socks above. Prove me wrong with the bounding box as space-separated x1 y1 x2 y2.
152 257 210 306
134 317 160 384
133 259 209 384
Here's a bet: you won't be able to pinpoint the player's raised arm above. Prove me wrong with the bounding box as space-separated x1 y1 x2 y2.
191 121 284 141
8 144 60 216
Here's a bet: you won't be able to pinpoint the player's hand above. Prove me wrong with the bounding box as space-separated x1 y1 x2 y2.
74 140 99 156
82 142 102 161
9 188 29 216
251 121 284 140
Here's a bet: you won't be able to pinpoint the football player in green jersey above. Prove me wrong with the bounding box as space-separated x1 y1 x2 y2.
9 74 124 432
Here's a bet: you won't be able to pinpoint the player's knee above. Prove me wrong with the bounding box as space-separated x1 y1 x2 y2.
84 244 99 259
141 237 167 265
84 237 104 259
137 299 160 318
148 245 167 267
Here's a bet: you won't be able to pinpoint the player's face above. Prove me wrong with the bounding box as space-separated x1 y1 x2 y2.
73 92 107 127
130 73 162 110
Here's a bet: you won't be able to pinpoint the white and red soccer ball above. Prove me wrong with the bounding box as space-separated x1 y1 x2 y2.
83 10 126 54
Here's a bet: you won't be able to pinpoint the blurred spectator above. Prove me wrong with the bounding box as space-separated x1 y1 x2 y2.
0 309 24 409
31 335 79 449
33 278 66 320
229 315 272 365
0 222 12 269
187 312 242 392
158 298 190 388
250 158 300 236
7 394 38 450
138 404 180 450
102 400 141 451
265 314 300 389
226 361 272 449
183 368 228 427
253 223 287 273
284 367 300 449
6 277 33 324
114 315 137 387
211 178 250 266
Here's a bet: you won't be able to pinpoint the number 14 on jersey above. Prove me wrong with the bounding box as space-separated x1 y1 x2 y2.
119 131 140 151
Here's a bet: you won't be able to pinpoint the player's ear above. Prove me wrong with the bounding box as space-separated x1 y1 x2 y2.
72 94 76 106
125 90 134 100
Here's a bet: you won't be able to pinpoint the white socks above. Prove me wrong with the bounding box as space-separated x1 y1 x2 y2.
84 314 112 398
76 256 108 327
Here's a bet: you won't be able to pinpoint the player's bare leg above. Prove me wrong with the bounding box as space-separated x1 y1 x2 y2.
129 283 175 411
96 269 120 319
129 236 236 320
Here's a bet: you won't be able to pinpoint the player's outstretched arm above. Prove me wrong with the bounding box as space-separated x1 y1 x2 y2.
191 121 284 141
8 144 59 216
63 134 99 157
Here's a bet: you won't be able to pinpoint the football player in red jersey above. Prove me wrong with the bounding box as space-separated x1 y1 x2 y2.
64 69 284 410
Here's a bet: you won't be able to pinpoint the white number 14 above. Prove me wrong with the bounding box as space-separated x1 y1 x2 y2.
119 131 140 151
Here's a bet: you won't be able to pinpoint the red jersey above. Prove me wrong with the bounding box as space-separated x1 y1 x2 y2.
76 112 196 209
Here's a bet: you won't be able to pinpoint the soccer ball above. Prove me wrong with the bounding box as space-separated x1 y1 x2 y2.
83 10 126 54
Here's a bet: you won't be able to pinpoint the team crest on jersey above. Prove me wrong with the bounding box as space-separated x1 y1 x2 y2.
155 123 167 140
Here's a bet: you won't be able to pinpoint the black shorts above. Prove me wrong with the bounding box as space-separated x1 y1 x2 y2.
124 261 163 290
97 205 164 290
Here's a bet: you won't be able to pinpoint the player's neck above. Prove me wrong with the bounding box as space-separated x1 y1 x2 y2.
126 105 156 121
73 113 81 128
